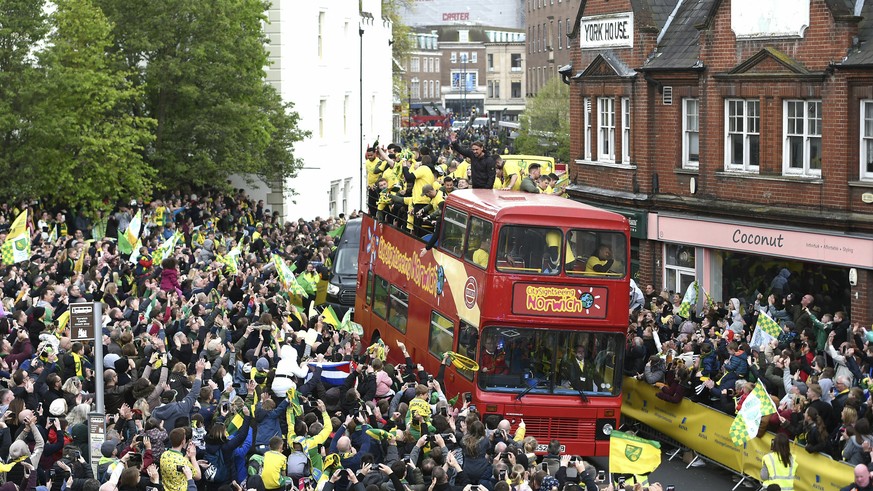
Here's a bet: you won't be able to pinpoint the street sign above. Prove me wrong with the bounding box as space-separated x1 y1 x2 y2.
70 303 95 341
88 413 106 475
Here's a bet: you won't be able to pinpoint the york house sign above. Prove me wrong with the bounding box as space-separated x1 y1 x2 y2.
580 12 634 49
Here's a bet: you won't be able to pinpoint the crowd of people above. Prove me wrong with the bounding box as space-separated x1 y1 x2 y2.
628 282 873 488
0 189 675 491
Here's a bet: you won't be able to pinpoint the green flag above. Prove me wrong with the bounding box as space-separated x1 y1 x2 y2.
327 223 345 239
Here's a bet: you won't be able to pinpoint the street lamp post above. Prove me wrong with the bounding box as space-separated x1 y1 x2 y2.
359 25 365 210
461 59 467 117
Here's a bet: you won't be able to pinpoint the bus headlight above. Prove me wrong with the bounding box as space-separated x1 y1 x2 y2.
602 423 613 436
327 283 340 296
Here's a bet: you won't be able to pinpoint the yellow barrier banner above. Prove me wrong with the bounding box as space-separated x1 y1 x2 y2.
622 377 853 491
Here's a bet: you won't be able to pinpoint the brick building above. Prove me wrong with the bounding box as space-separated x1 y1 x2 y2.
564 0 873 324
404 30 443 120
526 0 581 95
485 30 527 121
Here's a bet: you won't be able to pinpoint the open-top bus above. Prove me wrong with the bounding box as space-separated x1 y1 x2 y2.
354 190 630 456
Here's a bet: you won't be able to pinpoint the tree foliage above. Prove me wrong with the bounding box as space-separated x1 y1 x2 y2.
0 0 309 210
15 0 156 209
94 0 308 188
515 77 571 162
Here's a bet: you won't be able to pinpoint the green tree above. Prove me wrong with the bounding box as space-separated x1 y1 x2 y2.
95 0 308 188
0 0 48 198
515 77 570 161
16 0 156 209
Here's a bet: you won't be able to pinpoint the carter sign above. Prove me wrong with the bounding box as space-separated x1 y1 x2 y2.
442 12 469 21
580 13 634 49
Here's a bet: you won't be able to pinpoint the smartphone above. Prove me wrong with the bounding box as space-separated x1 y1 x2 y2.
464 392 472 403
597 470 605 482
499 470 507 481
440 407 448 417
37 402 42 413
540 462 549 472
665 486 675 491
471 487 480 491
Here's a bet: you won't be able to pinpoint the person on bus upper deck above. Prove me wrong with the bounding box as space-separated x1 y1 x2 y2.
499 158 522 191
519 164 541 193
584 244 623 275
536 175 551 193
449 132 496 189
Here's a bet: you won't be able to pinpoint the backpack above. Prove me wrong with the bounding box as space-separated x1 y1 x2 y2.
203 449 228 482
247 453 265 477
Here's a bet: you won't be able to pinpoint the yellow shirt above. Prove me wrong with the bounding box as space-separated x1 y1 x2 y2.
159 450 192 491
502 161 522 190
262 450 288 489
449 162 469 180
411 165 436 205
365 158 384 187
473 248 489 268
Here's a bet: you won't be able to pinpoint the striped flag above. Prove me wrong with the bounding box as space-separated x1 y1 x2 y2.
117 210 142 255
48 225 58 243
321 305 341 327
306 361 352 387
756 311 783 339
1 210 31 265
154 232 181 264
677 281 699 319
729 382 777 446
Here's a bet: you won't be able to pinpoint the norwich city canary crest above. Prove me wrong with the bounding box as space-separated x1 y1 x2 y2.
625 444 642 462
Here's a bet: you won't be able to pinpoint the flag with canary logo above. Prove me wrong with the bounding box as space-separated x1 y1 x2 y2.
321 305 341 328
609 430 661 475
1 210 30 265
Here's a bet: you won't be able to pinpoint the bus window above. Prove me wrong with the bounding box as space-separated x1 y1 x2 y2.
373 276 390 319
388 286 409 333
456 321 478 380
565 230 627 278
477 326 622 397
365 270 374 306
440 207 468 257
429 311 454 360
495 225 562 275
464 217 493 269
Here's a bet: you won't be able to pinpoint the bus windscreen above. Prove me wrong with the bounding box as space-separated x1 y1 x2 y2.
477 327 624 397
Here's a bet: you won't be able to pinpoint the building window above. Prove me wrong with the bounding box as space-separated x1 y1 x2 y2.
487 54 494 71
434 58 439 72
862 101 873 180
410 57 420 72
621 97 630 163
423 80 428 99
535 25 539 52
429 80 434 99
329 180 339 217
343 94 349 138
783 100 822 176
584 97 592 160
511 53 522 71
528 27 532 53
542 23 547 51
725 99 760 172
319 99 327 139
471 52 477 63
557 19 562 49
664 244 695 295
494 81 500 98
487 81 493 98
511 82 521 98
549 20 554 50
342 177 351 214
451 71 477 90
411 78 420 99
598 97 615 161
435 80 440 96
450 52 457 63
682 98 699 168
318 11 325 59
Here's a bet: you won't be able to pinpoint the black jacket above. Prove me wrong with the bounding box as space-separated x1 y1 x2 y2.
451 141 495 189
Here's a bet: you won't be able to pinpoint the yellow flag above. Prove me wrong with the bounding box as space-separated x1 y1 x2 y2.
609 430 661 475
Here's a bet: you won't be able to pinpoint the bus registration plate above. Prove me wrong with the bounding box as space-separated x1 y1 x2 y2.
536 444 565 453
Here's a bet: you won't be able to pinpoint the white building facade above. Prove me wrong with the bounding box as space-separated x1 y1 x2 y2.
255 0 394 221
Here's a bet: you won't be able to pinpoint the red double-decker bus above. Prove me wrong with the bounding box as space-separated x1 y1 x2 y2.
354 190 630 456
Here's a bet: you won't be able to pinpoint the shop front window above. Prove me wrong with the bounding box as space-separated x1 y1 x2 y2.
664 244 695 295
